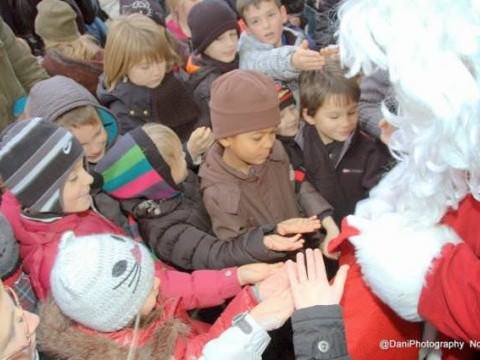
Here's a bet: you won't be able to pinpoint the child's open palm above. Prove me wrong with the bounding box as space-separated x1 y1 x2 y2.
276 216 321 236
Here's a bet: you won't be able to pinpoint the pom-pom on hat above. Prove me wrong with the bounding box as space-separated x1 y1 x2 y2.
0 118 84 215
188 0 238 54
209 69 280 139
51 232 155 332
35 0 81 43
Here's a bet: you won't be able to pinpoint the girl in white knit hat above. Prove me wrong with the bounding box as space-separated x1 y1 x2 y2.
38 232 294 359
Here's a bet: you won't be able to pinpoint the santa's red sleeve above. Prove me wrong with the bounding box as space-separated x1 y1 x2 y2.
419 242 480 341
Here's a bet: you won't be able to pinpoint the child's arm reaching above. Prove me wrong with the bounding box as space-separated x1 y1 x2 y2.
156 262 282 310
239 35 325 81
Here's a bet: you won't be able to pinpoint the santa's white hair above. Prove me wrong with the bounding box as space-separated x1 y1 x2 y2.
338 0 480 225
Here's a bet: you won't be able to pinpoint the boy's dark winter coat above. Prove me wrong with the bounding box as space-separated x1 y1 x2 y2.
301 124 390 223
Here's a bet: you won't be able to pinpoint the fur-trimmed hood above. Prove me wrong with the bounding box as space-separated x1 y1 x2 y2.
37 298 187 360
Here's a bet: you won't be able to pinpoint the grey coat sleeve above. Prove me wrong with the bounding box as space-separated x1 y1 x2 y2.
292 305 351 360
297 180 333 220
238 34 300 81
358 69 391 138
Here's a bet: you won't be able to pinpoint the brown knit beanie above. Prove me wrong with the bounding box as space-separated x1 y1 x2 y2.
210 70 280 139
188 0 238 54
35 0 80 43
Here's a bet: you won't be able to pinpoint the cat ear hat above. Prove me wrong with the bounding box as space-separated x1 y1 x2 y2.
50 232 155 332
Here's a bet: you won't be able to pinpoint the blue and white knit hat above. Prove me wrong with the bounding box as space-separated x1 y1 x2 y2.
51 232 155 332
0 118 84 214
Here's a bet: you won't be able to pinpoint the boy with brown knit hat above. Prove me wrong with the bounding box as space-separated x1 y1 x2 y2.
199 69 335 252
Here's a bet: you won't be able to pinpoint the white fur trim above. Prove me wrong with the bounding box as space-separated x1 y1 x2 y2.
347 214 461 321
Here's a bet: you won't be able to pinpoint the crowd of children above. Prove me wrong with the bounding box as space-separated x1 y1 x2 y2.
0 0 409 359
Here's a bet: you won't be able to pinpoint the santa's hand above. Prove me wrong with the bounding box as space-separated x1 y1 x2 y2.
344 214 460 321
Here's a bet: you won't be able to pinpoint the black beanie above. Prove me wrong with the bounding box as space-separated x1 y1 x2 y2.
0 118 84 215
188 0 238 54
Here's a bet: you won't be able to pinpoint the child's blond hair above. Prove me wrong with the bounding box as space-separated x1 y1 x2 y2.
103 14 180 91
236 0 281 18
142 123 182 169
44 35 102 62
55 106 102 129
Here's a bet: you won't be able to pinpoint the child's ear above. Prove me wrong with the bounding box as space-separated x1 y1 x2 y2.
280 5 288 24
218 137 232 148
302 108 316 125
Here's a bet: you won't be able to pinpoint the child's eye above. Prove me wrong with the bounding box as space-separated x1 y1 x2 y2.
68 175 78 182
250 19 259 25
268 12 276 18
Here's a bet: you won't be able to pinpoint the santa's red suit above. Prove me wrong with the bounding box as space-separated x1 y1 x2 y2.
330 195 480 359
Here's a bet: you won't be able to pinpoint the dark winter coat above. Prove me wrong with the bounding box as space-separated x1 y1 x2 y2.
292 305 351 360
187 54 239 128
132 172 288 270
300 124 390 223
97 71 199 141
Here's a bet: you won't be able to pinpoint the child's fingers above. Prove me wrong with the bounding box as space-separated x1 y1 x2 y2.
286 259 299 288
305 248 317 280
313 248 328 283
296 251 307 283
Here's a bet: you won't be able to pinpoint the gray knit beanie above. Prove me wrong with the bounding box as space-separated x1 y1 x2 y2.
51 232 155 332
0 214 19 278
0 118 84 215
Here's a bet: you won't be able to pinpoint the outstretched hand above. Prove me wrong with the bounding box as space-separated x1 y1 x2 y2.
249 288 294 331
276 216 321 236
263 233 305 251
237 262 283 286
287 249 349 309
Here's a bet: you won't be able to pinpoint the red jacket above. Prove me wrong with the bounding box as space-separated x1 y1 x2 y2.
1 191 124 299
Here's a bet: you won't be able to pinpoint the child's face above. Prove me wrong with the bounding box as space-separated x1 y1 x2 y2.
128 59 167 89
303 95 358 144
204 29 238 63
0 286 39 360
220 127 277 171
140 277 160 317
243 1 287 47
62 158 94 213
277 104 300 137
169 140 188 185
69 121 108 164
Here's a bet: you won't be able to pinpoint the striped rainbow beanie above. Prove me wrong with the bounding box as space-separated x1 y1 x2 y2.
94 127 180 201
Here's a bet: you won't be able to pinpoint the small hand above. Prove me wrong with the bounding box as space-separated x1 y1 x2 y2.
249 288 294 331
186 127 215 161
287 249 349 310
237 262 283 286
277 216 321 236
263 233 305 251
291 40 326 71
256 264 290 300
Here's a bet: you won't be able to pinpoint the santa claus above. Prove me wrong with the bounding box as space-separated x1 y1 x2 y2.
331 0 480 359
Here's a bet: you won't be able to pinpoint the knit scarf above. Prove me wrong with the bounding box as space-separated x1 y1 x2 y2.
94 127 181 201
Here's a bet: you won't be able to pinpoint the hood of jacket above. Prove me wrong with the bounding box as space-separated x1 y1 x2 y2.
0 191 124 299
27 74 118 148
38 297 186 360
